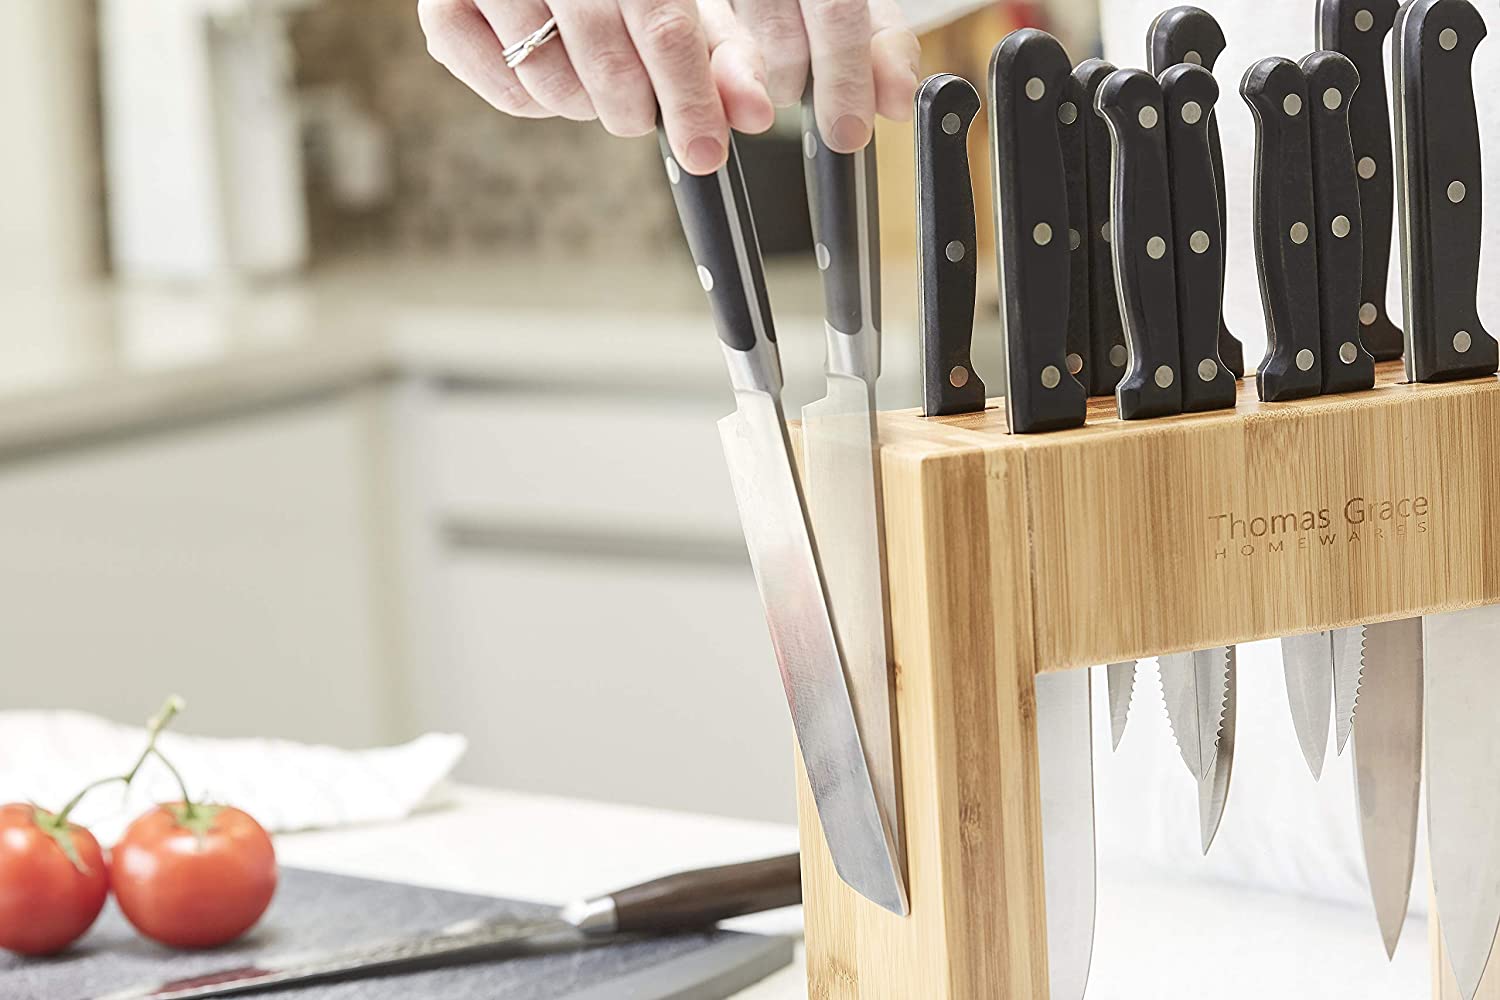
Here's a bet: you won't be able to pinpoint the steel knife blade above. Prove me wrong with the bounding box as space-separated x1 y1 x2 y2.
917 74 986 417
1301 50 1377 394
989 29 1088 433
1158 62 1237 412
1036 668 1096 1000
1146 5 1245 379
1332 619 1365 756
800 93 904 878
1096 68 1185 420
1158 647 1229 781
1198 647 1236 854
1281 630 1334 780
662 132 906 914
1317 0 1404 361
88 854 804 1000
1393 0 1499 383
1351 618 1422 959
1074 59 1130 398
1106 660 1137 750
1243 57 1325 402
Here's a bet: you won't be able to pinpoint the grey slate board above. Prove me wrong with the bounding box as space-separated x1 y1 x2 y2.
0 867 795 1000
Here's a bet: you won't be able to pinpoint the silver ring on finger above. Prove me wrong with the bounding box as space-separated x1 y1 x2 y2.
503 16 561 69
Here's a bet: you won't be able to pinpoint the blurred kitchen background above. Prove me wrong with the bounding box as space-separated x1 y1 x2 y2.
0 0 1098 825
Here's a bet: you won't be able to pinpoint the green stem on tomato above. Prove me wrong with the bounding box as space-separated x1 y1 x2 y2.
50 695 187 828
149 747 197 819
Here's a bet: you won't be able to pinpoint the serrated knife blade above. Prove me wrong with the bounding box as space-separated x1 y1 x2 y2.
1106 660 1136 750
1198 648 1236 854
1157 647 1228 781
1332 624 1365 756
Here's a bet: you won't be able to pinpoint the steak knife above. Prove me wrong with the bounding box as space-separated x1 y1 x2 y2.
1074 59 1130 397
662 131 906 915
1198 647 1236 854
1146 5 1246 379
1159 62 1237 412
1096 68 1184 420
1036 668 1096 1000
989 29 1088 433
800 92 904 874
1106 660 1137 750
1243 57 1325 403
917 74 986 417
1302 50 1377 395
1061 71 1091 392
1317 0 1404 361
89 854 804 1000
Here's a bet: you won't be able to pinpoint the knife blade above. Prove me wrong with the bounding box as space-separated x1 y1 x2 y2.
662 131 906 915
1281 630 1334 780
1061 70 1091 393
1198 647 1236 854
917 74 986 417
1302 50 1377 395
1036 667 1096 1000
1146 4 1246 379
1317 0 1404 361
800 92 904 877
1158 62 1237 412
1096 68 1184 420
89 854 804 1000
1332 620 1365 755
1351 618 1423 959
1393 0 1500 383
1073 59 1130 398
1157 647 1229 782
989 29 1088 433
1242 57 1325 402
1106 660 1137 750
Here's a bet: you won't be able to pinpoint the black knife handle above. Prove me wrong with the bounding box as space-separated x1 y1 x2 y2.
917 74 986 416
1394 0 1498 382
1318 0 1404 361
1097 68 1184 420
1146 6 1245 379
1074 59 1129 397
989 29 1087 433
1061 71 1091 393
1159 63 1236 412
607 853 803 936
1242 58 1324 402
1301 51 1376 394
660 130 781 395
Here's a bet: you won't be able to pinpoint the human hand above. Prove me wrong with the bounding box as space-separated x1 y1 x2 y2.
418 0 920 175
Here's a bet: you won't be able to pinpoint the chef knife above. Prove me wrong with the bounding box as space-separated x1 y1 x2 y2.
1095 68 1184 421
1243 57 1325 403
1158 62 1237 412
917 74 986 417
800 92 904 876
89 854 804 1000
1146 4 1246 379
989 29 1088 434
1036 668 1096 1000
661 131 906 914
1074 59 1130 398
1317 0 1404 361
1351 619 1423 958
1394 0 1500 383
1061 71 1091 392
1301 50 1377 394
1198 647 1236 854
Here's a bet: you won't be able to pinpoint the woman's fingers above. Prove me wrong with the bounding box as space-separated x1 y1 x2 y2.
734 0 811 107
474 0 597 121
549 0 658 136
417 0 549 117
798 0 876 151
621 0 729 175
697 0 776 134
870 0 919 121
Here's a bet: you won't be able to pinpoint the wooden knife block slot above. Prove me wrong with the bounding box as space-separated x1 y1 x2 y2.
793 360 1500 998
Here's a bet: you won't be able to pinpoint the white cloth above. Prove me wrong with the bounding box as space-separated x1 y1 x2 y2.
0 710 467 845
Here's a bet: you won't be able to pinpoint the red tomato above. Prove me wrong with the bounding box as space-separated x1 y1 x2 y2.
0 802 109 955
111 804 277 949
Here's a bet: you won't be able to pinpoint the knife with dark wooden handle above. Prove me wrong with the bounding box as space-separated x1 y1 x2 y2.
1096 68 1183 420
1301 50 1376 394
1242 57 1324 401
917 73 985 416
1318 0 1403 361
1159 62 1236 412
1074 59 1129 397
1147 5 1245 380
989 29 1087 433
1061 70 1091 392
1393 0 1499 382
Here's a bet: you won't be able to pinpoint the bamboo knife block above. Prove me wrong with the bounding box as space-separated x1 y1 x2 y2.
792 361 1500 998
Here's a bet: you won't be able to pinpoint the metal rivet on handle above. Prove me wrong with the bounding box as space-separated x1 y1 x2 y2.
697 265 714 291
1354 9 1374 31
1034 223 1053 246
1110 344 1128 367
1284 93 1303 116
1456 331 1474 353
1185 50 1203 65
665 157 681 184
1182 101 1202 125
1340 342 1359 364
803 132 817 159
1360 302 1378 325
1147 236 1167 259
1155 365 1175 388
1067 353 1084 375
1190 230 1210 253
1198 358 1219 382
1332 215 1351 238
1290 221 1309 245
1059 102 1078 125
1101 222 1112 243
1358 157 1377 179
1449 180 1467 203
1041 365 1062 388
1069 228 1082 250
1026 77 1046 101
815 243 831 270
946 240 966 262
1296 349 1316 371
1441 27 1459 51
1324 88 1343 111
942 113 961 135
1139 105 1159 129
950 365 970 388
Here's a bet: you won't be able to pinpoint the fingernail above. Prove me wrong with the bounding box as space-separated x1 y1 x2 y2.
832 114 872 151
687 136 725 173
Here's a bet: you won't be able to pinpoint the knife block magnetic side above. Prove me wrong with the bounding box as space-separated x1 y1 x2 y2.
792 362 1500 999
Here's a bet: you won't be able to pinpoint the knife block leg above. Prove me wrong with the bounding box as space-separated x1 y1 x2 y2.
795 442 1052 998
